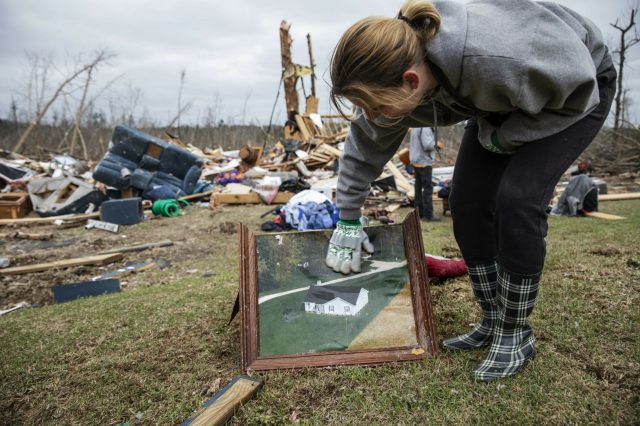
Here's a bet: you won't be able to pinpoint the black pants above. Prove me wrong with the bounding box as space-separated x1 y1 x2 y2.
414 166 434 219
449 64 617 274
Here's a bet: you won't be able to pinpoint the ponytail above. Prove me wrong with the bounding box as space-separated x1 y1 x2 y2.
330 0 441 120
398 0 441 43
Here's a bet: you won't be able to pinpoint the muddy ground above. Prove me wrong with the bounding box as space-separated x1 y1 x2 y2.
0 202 275 309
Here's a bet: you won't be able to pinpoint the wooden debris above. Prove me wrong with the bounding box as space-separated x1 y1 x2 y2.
0 231 53 240
0 212 100 227
179 190 214 202
0 192 32 219
583 211 625 220
97 240 174 255
294 114 312 141
598 192 640 201
385 162 415 198
182 375 263 426
386 203 401 213
0 253 123 276
212 192 294 205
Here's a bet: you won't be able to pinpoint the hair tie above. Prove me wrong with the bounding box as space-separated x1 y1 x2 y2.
397 12 424 30
397 12 411 25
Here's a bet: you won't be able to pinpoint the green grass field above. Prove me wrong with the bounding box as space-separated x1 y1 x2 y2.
1 200 638 425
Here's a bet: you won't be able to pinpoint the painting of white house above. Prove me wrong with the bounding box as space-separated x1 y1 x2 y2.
303 285 369 316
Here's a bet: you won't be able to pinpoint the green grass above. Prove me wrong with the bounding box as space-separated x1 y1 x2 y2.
1 201 639 425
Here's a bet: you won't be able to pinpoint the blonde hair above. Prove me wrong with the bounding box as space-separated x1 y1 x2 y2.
330 0 441 121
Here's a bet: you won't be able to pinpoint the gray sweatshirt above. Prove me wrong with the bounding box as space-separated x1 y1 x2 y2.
409 128 436 167
337 0 612 220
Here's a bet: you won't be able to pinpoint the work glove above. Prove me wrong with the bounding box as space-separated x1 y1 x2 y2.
325 218 374 274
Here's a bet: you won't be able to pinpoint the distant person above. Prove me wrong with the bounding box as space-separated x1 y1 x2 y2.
324 0 616 382
409 127 441 221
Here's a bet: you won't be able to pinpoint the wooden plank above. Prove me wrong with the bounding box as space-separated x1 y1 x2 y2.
0 231 53 240
308 153 331 162
294 114 312 141
305 95 319 115
598 192 640 201
213 192 294 205
0 212 100 227
0 253 123 276
97 240 174 255
316 143 342 157
583 211 625 220
179 190 214 201
182 376 263 426
386 204 401 213
385 162 414 198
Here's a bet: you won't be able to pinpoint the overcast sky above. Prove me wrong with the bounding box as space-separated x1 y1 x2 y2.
0 0 637 127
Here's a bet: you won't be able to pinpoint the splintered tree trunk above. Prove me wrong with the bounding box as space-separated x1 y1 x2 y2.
306 33 316 97
305 33 318 115
280 20 298 114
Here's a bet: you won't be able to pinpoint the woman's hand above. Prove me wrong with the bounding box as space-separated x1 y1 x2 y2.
325 219 375 274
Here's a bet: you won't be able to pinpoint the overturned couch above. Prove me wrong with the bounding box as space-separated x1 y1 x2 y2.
93 125 204 199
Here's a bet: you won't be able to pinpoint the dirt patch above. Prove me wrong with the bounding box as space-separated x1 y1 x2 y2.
347 284 417 350
589 246 623 257
0 204 273 309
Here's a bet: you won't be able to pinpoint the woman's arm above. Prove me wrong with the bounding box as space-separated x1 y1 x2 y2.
337 111 408 219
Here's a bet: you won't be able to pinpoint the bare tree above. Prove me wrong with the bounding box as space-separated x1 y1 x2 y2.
176 68 186 133
166 99 194 130
22 52 54 120
611 6 640 130
13 48 114 153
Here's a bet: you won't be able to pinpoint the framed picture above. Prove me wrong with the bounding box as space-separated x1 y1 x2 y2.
239 210 438 372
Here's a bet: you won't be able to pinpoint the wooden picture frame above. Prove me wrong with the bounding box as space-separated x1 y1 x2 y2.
239 210 438 372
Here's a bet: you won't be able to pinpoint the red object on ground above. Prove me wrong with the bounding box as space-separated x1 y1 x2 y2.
425 254 468 278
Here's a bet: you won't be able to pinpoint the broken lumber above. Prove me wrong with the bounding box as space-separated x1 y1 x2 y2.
213 192 294 205
98 240 174 255
181 375 263 426
0 253 123 276
385 162 415 198
0 212 100 227
0 231 53 240
179 190 214 202
598 192 640 201
583 211 625 220
294 114 312 141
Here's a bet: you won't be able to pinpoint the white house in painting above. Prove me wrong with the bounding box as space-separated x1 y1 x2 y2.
303 285 369 316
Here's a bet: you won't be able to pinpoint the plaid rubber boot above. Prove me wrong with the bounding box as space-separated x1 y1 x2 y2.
474 267 540 382
442 261 498 350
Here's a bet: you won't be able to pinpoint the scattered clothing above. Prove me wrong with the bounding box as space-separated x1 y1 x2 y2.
425 254 468 278
281 190 339 231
